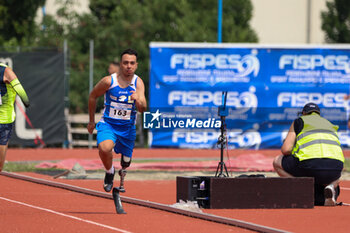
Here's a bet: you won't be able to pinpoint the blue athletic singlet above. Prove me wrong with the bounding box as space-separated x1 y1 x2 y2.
100 73 138 127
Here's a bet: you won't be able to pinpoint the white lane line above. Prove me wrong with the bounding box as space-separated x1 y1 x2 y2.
0 196 132 233
341 187 350 191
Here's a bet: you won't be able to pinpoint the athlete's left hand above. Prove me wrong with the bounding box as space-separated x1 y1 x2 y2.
130 91 139 102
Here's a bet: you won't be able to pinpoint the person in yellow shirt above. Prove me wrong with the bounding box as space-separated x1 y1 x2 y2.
0 63 30 171
273 103 344 206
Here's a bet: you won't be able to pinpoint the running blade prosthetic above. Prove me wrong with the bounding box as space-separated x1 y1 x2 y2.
112 187 126 214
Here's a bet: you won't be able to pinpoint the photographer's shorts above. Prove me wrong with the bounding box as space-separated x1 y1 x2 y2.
282 155 343 185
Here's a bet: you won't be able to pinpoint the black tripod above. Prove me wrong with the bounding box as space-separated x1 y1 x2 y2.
215 91 229 177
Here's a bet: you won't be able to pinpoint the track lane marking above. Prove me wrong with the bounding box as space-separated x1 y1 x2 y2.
0 196 132 233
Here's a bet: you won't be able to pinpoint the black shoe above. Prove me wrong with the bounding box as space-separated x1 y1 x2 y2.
103 170 115 192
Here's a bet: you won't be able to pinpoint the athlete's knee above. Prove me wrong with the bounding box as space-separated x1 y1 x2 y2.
120 155 131 169
98 142 114 154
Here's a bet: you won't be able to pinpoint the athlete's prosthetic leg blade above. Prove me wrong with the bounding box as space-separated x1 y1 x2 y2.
112 187 126 214
117 169 127 193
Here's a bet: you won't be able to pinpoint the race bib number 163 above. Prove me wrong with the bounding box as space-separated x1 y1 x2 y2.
109 102 132 120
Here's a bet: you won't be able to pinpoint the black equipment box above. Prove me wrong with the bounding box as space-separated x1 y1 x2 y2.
176 176 314 209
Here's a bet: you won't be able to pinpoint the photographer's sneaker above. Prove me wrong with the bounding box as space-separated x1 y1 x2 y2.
324 184 336 206
103 170 115 192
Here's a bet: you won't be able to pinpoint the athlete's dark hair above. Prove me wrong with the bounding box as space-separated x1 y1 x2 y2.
120 48 138 59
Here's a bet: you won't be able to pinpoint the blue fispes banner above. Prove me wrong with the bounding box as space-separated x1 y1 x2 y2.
148 43 350 149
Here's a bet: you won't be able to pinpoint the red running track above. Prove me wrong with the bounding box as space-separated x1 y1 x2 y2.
0 173 254 233
2 148 350 232
1 172 350 233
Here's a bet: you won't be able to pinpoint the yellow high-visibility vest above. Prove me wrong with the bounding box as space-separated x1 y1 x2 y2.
292 113 344 162
0 63 16 124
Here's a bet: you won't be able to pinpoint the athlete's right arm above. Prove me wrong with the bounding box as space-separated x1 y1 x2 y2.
4 67 30 107
87 76 111 134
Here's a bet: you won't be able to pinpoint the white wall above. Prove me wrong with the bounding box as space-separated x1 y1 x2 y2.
251 0 327 44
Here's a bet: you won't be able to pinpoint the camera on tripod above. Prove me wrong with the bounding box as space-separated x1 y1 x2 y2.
218 91 228 117
215 91 229 177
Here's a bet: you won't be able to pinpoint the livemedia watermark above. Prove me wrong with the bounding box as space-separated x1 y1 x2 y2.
143 109 221 129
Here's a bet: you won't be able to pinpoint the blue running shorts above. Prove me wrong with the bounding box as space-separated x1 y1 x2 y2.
0 123 13 145
96 121 136 157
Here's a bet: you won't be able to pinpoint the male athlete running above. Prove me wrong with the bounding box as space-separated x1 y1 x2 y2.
87 49 147 192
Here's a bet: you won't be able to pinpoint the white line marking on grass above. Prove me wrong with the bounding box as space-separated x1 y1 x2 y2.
0 196 132 233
